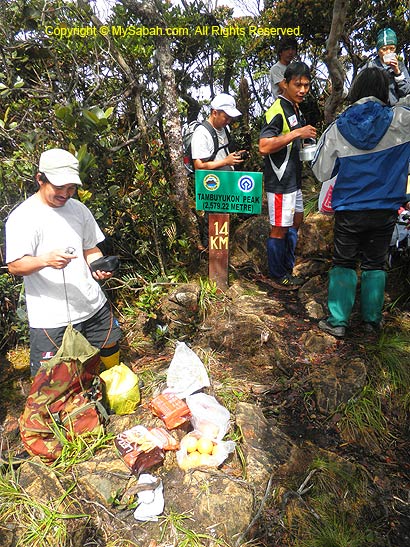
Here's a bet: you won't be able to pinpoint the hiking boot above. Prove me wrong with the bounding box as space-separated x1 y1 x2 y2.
286 274 305 286
318 319 346 338
363 319 385 334
271 274 304 291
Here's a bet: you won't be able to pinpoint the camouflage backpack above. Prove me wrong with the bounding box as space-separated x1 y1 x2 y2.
19 324 108 462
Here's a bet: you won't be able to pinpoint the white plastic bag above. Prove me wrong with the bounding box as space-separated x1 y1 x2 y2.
133 474 164 522
186 393 231 440
176 431 235 470
164 342 210 399
318 176 336 214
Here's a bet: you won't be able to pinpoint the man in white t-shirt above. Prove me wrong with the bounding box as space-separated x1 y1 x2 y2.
269 38 298 101
191 93 246 247
5 148 122 376
191 93 245 171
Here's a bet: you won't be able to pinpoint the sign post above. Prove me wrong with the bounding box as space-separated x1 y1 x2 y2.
208 212 230 290
195 170 263 290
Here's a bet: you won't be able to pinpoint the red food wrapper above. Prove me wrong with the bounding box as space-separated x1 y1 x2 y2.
149 393 191 429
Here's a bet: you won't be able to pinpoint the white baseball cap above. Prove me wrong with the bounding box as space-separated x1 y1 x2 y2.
210 93 242 117
38 149 82 187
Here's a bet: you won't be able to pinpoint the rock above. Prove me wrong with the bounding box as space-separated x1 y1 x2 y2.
297 213 334 257
162 467 254 542
300 331 335 353
74 448 131 506
304 300 324 319
167 283 200 312
196 280 289 379
19 456 67 503
235 402 301 499
310 357 367 414
17 457 89 547
230 216 270 275
298 274 328 319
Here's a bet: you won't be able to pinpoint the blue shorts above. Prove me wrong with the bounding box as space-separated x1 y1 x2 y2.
29 301 122 377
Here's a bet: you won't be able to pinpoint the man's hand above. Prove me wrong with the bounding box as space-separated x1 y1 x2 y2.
45 249 78 269
384 54 400 76
225 151 246 167
7 249 78 276
298 125 317 140
91 269 114 281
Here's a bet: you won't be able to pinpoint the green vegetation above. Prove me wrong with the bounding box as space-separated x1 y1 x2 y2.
335 322 410 451
159 510 230 546
198 277 224 320
274 456 377 547
0 466 87 547
51 427 115 472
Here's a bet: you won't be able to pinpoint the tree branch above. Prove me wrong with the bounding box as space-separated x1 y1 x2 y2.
324 0 349 123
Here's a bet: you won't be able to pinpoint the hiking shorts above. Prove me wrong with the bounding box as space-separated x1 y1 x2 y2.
29 301 122 377
267 189 303 227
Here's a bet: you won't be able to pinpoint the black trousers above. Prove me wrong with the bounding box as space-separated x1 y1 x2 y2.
333 209 397 270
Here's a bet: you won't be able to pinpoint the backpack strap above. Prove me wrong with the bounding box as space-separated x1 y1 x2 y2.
201 120 231 162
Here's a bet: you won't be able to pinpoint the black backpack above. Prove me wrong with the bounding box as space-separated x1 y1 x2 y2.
182 119 230 174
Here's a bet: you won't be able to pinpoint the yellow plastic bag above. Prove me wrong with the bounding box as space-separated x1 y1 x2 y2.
100 363 140 415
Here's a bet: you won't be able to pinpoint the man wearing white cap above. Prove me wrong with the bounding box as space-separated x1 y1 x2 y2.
5 148 122 376
190 93 246 247
191 93 246 171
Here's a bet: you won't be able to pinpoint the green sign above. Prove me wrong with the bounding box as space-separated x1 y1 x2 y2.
195 170 263 215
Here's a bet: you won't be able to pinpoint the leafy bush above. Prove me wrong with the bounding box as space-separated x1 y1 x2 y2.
0 274 29 353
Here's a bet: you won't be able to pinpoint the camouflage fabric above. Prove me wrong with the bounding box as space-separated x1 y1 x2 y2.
19 324 107 462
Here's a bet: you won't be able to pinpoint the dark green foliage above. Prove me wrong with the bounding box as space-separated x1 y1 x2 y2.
0 274 29 351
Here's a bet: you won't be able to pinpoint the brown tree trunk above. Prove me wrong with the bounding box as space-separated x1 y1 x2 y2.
324 0 349 123
96 0 202 247
154 37 202 247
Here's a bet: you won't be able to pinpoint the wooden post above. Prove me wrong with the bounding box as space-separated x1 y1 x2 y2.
208 213 230 290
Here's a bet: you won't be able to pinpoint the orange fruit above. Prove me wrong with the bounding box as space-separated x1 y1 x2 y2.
183 436 198 453
198 453 214 467
197 437 214 455
186 451 201 468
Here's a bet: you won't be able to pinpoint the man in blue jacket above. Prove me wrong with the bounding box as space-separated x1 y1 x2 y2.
312 67 410 337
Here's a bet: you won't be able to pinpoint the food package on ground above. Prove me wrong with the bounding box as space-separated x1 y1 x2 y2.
115 425 178 475
176 431 236 471
186 393 231 440
100 363 140 415
149 392 191 429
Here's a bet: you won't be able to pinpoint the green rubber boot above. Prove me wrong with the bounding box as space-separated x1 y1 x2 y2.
327 266 358 327
360 269 386 327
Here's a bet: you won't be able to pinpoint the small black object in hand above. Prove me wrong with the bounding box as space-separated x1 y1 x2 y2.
90 256 119 273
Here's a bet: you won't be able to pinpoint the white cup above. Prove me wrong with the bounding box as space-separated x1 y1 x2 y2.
383 52 397 64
